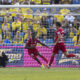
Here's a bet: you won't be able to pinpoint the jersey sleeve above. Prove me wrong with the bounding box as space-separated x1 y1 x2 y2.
36 39 41 43
26 39 31 45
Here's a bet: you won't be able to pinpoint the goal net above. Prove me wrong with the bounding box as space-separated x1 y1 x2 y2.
0 5 80 67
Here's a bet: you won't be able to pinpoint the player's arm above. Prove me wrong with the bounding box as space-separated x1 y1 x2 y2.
36 39 51 49
39 42 51 49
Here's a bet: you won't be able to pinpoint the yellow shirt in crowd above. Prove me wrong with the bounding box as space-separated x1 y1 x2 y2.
60 8 70 16
10 8 19 17
1 9 8 16
72 27 80 46
33 15 41 21
4 16 12 22
54 14 64 22
2 23 10 30
32 0 41 4
37 27 47 37
42 0 50 4
6 35 11 40
24 34 28 40
23 14 33 19
19 0 24 1
22 22 29 31
33 23 39 31
41 13 48 17
12 21 21 31
69 32 74 38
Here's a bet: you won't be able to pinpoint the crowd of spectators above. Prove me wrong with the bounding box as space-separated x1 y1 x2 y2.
0 0 80 5
0 7 79 44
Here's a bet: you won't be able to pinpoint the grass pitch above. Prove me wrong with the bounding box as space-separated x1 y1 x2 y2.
0 67 80 80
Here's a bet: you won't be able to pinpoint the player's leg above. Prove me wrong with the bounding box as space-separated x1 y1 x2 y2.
48 45 58 68
63 51 80 59
63 51 76 58
37 52 48 63
61 44 78 58
30 53 45 68
33 56 45 68
31 53 42 65
34 57 42 65
48 52 56 68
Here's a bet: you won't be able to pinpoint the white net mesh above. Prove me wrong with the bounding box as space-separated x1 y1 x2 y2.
0 5 80 67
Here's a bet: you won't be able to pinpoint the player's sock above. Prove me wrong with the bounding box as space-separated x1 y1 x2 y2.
40 55 48 63
67 54 76 58
34 57 42 65
49 55 54 67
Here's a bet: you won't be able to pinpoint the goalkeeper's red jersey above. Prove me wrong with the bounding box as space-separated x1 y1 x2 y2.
26 38 41 50
26 38 41 56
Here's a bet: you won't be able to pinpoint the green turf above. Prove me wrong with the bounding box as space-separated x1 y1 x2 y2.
0 67 80 80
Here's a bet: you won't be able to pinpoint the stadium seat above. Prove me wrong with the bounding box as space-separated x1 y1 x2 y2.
41 8 50 13
20 32 24 38
0 24 2 29
40 39 53 46
4 39 11 43
65 38 74 46
73 0 79 4
47 18 53 27
79 0 80 4
0 17 4 23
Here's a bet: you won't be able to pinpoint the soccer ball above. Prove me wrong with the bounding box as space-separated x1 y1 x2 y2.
72 60 79 65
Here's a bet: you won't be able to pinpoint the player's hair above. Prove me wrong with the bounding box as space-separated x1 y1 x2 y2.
31 31 37 36
55 22 62 27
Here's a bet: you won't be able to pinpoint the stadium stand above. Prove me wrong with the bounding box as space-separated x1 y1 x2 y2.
0 0 80 4
0 7 79 47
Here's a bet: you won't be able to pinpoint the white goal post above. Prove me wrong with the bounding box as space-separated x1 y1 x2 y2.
0 4 80 8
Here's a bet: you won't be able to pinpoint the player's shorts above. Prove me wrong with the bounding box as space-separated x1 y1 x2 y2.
53 43 66 54
28 48 39 58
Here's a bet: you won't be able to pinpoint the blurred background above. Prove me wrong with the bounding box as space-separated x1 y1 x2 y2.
0 0 80 5
0 6 79 46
